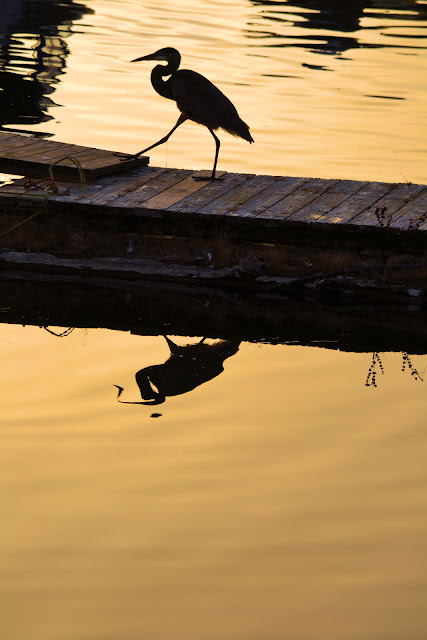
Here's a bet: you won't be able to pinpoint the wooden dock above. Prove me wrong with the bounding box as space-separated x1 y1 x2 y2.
0 132 426 245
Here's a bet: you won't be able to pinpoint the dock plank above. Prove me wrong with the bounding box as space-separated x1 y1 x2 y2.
31 147 132 168
389 189 427 230
80 167 168 206
4 142 101 165
258 178 340 220
141 170 226 210
0 133 24 145
0 135 104 157
22 149 122 177
0 155 148 183
54 153 131 171
199 174 279 217
232 176 311 218
2 141 73 160
27 144 115 162
51 167 161 204
349 183 426 228
53 167 158 204
47 148 115 162
0 136 51 154
112 169 194 209
0 147 118 173
287 180 367 223
169 172 254 213
315 182 395 225
0 131 148 182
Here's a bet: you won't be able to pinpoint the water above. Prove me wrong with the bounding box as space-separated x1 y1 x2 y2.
1 2 427 639
1 320 427 640
1 277 427 640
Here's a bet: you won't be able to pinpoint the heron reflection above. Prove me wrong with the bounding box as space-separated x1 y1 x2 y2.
115 336 240 405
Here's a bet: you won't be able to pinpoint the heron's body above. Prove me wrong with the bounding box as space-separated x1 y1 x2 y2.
119 47 253 180
161 68 253 141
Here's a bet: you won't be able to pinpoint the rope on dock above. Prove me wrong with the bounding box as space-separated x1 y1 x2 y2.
0 155 86 241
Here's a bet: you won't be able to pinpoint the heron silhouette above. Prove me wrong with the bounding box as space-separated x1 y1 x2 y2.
117 47 254 180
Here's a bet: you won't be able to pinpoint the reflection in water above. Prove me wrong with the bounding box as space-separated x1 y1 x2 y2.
0 70 54 126
115 336 241 405
1 321 426 640
365 350 424 387
0 0 92 127
42 325 75 337
248 0 427 57
1 275 425 393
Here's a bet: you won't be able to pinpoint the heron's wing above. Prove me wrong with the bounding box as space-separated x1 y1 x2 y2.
171 69 241 132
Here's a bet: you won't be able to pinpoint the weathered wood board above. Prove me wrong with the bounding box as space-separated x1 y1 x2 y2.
0 131 148 182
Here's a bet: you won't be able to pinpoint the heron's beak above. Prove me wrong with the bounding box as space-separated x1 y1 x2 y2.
131 53 162 63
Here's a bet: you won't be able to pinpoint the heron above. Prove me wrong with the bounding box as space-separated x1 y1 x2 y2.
117 47 254 180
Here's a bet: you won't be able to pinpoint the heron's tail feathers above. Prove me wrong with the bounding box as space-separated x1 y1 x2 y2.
241 124 254 144
225 118 254 143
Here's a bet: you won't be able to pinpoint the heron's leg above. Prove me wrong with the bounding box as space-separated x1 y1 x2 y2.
115 114 188 161
193 128 224 181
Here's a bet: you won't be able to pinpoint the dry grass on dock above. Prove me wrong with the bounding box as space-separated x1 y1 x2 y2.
1 206 426 290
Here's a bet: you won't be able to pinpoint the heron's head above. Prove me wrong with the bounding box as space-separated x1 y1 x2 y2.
131 47 180 65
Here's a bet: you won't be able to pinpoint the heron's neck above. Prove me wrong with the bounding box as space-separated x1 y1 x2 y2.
151 55 180 100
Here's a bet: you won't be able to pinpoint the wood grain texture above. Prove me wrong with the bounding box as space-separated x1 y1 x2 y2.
0 134 43 151
169 173 256 214
54 167 167 205
0 135 426 244
198 175 279 217
87 168 168 206
258 178 340 220
7 144 94 164
111 169 193 208
288 180 367 223
0 140 60 158
389 188 427 230
0 131 148 182
316 182 395 225
141 171 226 210
0 133 23 145
232 176 311 217
350 183 426 228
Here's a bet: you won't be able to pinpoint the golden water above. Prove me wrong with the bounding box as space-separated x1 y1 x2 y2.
1 2 427 638
1 325 426 640
4 0 427 183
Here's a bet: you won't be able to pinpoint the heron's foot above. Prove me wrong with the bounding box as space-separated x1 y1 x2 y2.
193 175 225 182
113 152 142 163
